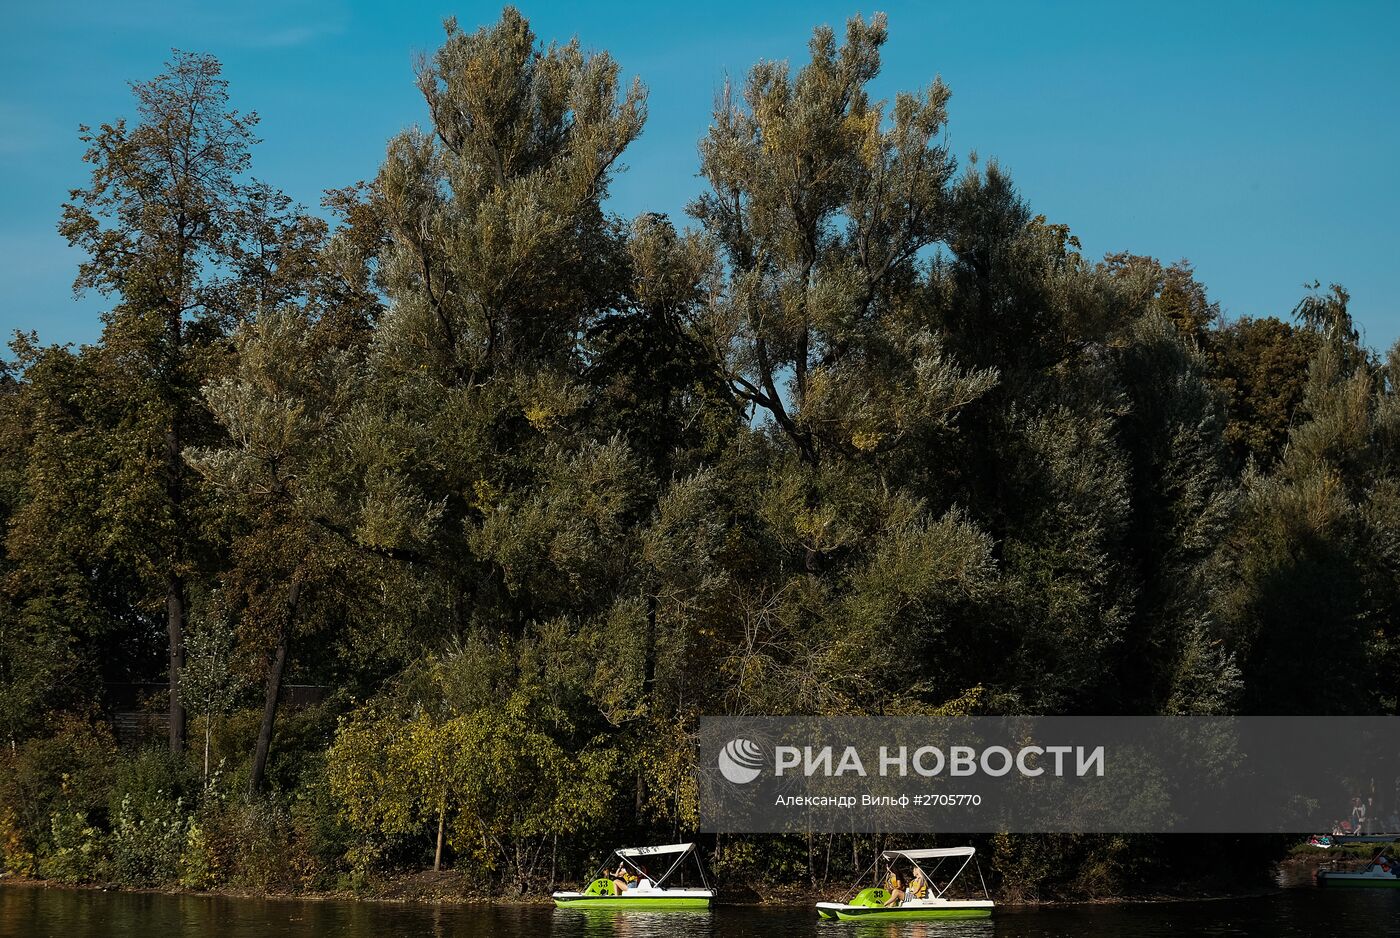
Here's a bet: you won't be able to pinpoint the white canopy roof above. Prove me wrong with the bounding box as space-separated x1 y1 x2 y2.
616 842 695 857
882 847 975 860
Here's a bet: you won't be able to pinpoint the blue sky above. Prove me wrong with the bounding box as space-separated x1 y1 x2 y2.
3 1 1398 350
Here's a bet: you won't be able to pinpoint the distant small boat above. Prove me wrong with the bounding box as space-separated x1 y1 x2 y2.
1318 851 1400 889
552 842 714 909
816 846 994 921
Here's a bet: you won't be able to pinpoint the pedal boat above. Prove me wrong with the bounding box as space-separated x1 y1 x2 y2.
816 846 994 921
553 842 714 909
1318 850 1400 888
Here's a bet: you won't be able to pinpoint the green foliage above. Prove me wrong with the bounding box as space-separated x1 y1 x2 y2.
105 791 189 886
328 638 619 886
1208 316 1317 469
38 812 105 883
0 716 116 862
989 834 1135 901
199 799 310 891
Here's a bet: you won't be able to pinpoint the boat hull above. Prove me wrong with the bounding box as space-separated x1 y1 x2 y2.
1318 872 1400 888
553 892 713 909
816 900 993 921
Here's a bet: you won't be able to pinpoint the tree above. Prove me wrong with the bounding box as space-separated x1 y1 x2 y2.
334 8 649 642
328 639 616 881
678 15 1002 718
1216 286 1389 714
1112 313 1240 713
922 164 1141 712
691 14 994 469
176 598 246 782
189 307 367 794
58 52 260 755
1104 254 1219 344
1207 316 1316 470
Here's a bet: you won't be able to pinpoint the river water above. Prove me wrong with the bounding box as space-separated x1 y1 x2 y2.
3 884 1399 938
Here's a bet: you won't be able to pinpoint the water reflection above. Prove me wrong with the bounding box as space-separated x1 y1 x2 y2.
814 920 994 938
556 908 714 938
2 884 1399 938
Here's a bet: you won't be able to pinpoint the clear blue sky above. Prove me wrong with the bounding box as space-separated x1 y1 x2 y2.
3 1 1398 350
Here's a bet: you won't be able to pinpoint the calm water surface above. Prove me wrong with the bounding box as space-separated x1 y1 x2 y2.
4 884 1399 938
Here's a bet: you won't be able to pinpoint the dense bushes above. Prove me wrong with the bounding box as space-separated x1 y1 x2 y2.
0 713 340 891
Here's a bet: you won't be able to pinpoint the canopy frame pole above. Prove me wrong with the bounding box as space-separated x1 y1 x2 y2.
929 852 974 899
587 850 619 887
694 847 712 892
653 843 694 888
849 852 881 900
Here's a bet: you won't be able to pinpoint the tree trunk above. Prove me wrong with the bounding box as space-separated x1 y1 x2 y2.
248 577 301 796
636 591 657 816
248 629 288 796
166 576 186 755
642 592 657 706
434 798 446 872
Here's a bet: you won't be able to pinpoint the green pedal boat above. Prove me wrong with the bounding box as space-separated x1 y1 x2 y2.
816 846 994 921
553 842 714 910
1318 851 1400 888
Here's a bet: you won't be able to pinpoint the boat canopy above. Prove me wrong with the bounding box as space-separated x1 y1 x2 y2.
616 842 695 857
862 846 988 903
592 842 711 893
882 847 976 860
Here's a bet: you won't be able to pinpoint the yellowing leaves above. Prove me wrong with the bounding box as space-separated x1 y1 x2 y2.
523 402 554 429
850 429 884 452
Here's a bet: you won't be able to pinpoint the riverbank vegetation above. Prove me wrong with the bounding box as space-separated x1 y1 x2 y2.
2 7 1397 902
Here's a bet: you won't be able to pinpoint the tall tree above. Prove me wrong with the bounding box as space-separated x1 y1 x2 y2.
352 6 646 639
691 14 993 471
1216 285 1392 713
686 16 1000 715
57 52 260 754
190 304 375 794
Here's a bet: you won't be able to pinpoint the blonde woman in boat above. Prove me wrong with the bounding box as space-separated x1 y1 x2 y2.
909 868 930 903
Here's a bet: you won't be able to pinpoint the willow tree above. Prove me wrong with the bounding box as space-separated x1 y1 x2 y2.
685 16 999 714
347 8 647 638
691 14 994 469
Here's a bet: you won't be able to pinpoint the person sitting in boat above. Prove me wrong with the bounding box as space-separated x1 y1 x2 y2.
907 868 929 903
611 863 637 895
881 868 907 907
